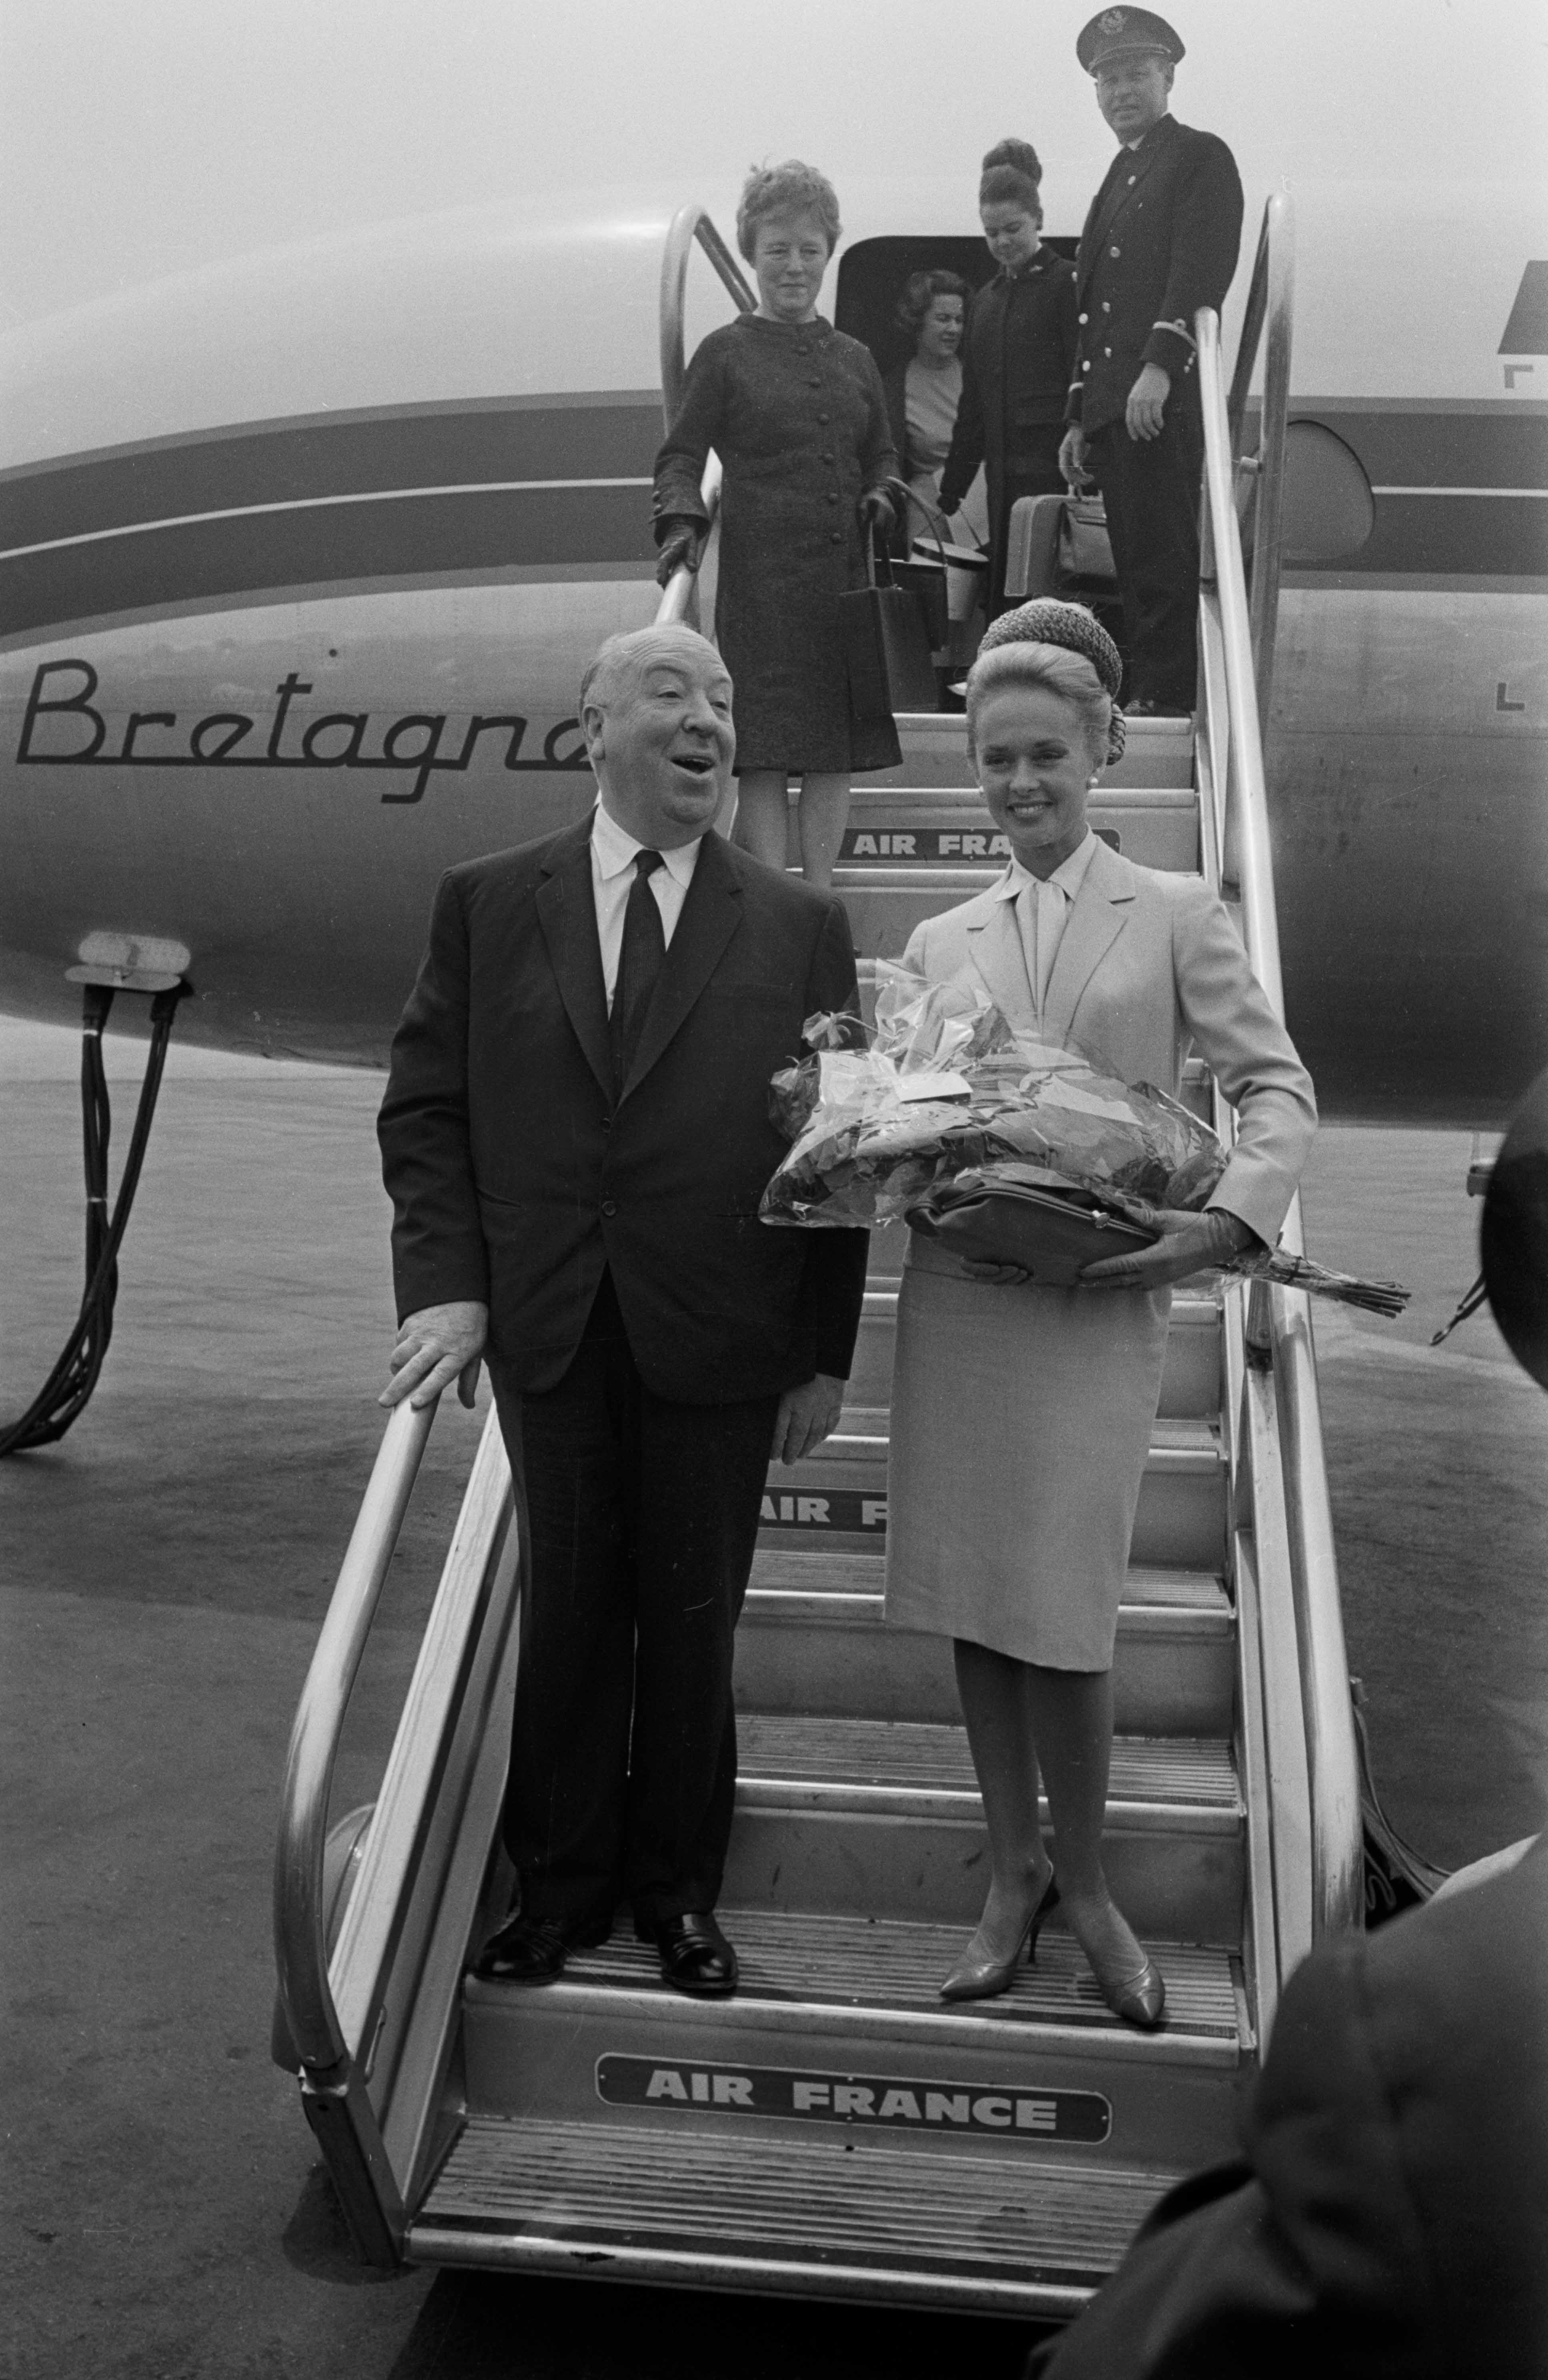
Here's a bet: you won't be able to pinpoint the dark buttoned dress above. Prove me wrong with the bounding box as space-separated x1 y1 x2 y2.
939 252 1079 613
1068 114 1244 708
653 314 899 775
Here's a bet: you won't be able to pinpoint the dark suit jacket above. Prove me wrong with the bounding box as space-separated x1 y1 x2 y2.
1030 1837 1548 2379
378 820 869 1403
1067 114 1244 438
939 252 1079 513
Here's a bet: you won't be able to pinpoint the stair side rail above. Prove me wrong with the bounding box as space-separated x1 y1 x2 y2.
655 204 755 628
1196 264 1365 1952
273 1392 523 2262
1224 192 1296 730
274 1394 439 2084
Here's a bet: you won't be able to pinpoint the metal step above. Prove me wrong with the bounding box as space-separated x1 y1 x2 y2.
723 1718 1244 1942
411 2113 1178 2315
761 1416 1228 1573
874 709 1195 791
459 1912 1247 2174
835 786 1199 876
844 1286 1220 1420
737 1555 1234 1734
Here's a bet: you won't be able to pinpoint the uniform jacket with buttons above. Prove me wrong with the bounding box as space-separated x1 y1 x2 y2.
939 251 1080 512
378 820 869 1400
1067 113 1244 438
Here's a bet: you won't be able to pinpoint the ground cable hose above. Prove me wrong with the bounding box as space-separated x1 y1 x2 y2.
1 981 186 1457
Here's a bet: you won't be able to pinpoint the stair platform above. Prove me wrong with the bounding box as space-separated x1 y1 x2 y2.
412 2114 1179 2315
722 1717 1244 1941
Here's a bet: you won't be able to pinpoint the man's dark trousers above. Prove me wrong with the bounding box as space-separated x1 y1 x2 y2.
495 1268 777 1932
1087 393 1204 710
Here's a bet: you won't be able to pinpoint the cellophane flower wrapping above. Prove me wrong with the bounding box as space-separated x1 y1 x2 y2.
762 962 1228 1229
759 966 1412 1314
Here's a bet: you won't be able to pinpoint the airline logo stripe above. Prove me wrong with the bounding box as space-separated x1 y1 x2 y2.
597 2055 1112 2142
0 483 659 642
0 396 665 548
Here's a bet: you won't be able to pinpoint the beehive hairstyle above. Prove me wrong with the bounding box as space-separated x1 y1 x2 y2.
979 137 1043 215
968 600 1127 765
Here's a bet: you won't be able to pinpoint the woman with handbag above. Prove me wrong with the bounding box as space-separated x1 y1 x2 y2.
653 160 898 888
883 600 1317 2023
937 141 1079 618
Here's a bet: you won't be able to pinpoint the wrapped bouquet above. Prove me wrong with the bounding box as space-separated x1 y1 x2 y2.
762 964 1408 1315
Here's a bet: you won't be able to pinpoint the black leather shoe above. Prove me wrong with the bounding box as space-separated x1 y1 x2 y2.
474 1908 611 1984
649 1911 738 1998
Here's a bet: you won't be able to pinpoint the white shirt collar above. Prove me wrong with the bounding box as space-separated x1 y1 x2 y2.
991 829 1101 904
591 794 701 888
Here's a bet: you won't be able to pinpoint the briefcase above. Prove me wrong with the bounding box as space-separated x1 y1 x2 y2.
906 1169 1158 1287
839 528 937 764
1057 494 1116 586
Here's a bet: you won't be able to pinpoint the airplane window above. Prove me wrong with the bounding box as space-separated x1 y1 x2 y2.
835 234 1079 375
1281 420 1376 565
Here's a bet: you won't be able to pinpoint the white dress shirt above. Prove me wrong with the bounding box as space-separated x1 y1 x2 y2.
990 829 1101 1022
590 798 701 1011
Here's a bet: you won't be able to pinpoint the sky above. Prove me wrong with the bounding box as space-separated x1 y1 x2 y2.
1 0 1545 327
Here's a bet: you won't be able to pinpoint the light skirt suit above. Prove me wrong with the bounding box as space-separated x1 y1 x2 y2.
884 838 1316 1670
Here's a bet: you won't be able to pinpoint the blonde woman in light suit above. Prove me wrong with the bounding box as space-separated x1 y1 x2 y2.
884 600 1317 2025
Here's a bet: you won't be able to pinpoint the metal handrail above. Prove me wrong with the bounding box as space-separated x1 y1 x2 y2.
659 202 756 427
655 203 752 630
1223 193 1295 726
273 1394 438 2078
1197 264 1364 1943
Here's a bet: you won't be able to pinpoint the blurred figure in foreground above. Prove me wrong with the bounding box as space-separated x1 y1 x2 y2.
1027 1831 1548 2378
939 140 1078 617
653 159 897 887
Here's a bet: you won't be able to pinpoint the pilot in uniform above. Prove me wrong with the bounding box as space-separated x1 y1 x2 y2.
1061 8 1244 714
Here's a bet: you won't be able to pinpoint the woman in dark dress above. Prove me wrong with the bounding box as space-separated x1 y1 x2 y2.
939 140 1079 616
653 161 897 886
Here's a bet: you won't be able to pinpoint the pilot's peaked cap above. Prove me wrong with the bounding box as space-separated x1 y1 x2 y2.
1076 7 1186 71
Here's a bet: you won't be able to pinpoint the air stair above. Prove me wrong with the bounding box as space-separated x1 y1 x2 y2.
272 196 1364 2324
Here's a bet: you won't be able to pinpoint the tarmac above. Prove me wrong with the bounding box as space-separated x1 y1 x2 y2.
3 1015 1544 2380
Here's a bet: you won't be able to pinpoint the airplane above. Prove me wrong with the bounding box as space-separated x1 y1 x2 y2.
0 50 1544 1129
6 4 1544 2315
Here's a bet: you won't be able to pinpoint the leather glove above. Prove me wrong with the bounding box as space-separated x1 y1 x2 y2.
936 491 962 518
655 521 705 588
858 486 897 535
1081 1205 1261 1292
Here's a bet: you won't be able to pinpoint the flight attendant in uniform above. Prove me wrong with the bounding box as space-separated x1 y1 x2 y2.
938 140 1079 618
1059 10 1244 714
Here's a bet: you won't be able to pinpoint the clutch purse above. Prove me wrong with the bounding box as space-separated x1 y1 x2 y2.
906 1172 1158 1286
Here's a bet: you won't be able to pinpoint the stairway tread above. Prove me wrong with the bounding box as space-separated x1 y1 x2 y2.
738 1715 1238 1810
513 1908 1242 2043
749 1545 1228 1616
413 2113 1176 2308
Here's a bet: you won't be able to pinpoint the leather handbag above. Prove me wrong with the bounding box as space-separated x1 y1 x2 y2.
1057 494 1117 586
838 526 938 750
906 1171 1158 1286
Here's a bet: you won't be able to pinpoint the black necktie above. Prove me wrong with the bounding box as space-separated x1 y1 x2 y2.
609 848 667 1088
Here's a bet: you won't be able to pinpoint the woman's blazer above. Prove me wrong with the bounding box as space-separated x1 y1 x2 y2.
901 838 1316 1247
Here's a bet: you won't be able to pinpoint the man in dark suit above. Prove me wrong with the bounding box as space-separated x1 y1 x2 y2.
376 624 868 1998
1027 1834 1548 2377
1059 9 1244 713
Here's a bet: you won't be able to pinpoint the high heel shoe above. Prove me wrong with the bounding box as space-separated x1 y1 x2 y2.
1097 1954 1166 2030
939 1870 1061 2002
